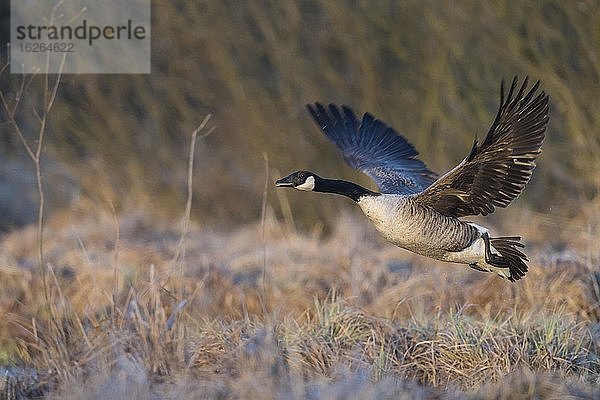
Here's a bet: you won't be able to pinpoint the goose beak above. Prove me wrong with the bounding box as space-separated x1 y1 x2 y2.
275 177 294 187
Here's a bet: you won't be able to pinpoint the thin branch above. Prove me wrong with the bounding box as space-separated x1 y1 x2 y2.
46 53 66 113
260 152 270 313
33 51 66 303
11 71 28 117
171 115 213 266
0 55 8 75
0 6 67 305
33 106 43 124
109 201 121 328
0 89 36 160
171 115 214 297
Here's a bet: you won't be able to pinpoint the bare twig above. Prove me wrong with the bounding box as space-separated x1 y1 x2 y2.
0 75 36 160
0 48 66 306
171 115 214 292
109 201 121 327
260 152 270 313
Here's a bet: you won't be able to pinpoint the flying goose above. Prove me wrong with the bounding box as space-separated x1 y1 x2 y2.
276 77 549 281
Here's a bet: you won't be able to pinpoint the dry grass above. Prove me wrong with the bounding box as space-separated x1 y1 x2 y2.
1 203 599 399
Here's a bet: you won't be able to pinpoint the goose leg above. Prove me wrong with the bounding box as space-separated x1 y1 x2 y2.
469 263 487 272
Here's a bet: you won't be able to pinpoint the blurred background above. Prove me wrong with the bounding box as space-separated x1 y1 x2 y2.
0 0 599 233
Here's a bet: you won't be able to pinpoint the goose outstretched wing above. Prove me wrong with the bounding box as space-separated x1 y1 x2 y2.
414 77 549 217
306 103 437 195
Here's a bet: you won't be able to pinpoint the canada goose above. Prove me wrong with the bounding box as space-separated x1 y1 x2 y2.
276 77 549 281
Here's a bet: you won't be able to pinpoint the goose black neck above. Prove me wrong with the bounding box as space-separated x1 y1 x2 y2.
315 177 380 202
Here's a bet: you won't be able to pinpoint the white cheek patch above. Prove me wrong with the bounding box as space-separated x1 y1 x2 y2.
295 175 315 191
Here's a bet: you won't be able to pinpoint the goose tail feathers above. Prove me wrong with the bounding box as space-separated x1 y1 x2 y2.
489 236 529 282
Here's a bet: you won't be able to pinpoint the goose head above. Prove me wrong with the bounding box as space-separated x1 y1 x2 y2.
275 171 317 191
